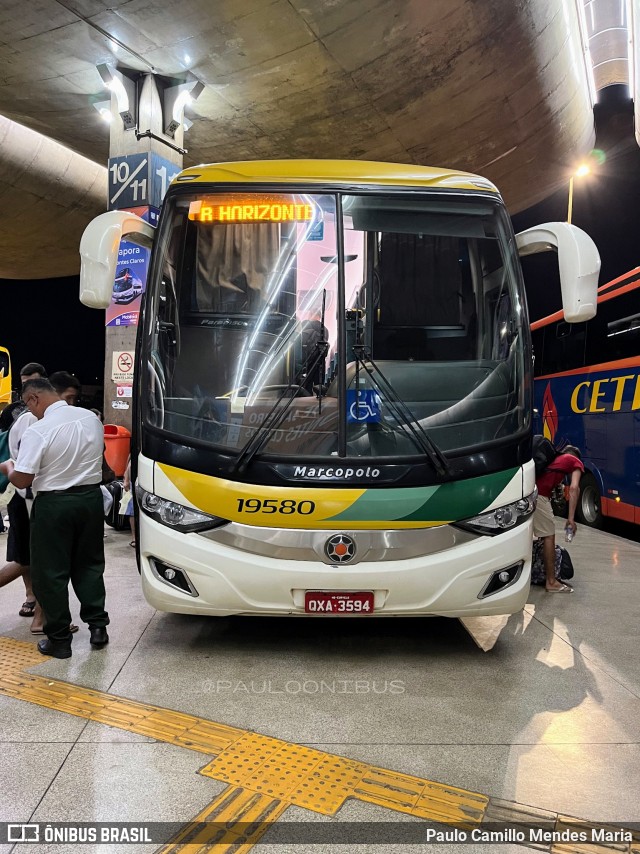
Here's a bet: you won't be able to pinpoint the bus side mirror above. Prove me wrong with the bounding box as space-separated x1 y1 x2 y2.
79 211 155 309
515 222 600 323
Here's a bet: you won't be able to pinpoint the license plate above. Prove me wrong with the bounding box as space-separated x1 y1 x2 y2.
304 591 374 614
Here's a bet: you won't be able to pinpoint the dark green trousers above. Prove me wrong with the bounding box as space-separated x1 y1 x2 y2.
30 488 109 643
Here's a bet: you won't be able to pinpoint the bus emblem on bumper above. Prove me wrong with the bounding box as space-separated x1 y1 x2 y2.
324 534 357 563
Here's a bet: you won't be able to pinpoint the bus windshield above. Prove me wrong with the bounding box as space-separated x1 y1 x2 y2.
144 190 528 460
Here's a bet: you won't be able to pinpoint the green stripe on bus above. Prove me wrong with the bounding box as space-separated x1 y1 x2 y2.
328 468 519 523
327 486 439 522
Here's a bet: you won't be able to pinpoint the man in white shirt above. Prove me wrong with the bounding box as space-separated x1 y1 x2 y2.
0 378 109 659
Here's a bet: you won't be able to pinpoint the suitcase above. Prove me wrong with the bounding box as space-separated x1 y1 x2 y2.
104 479 128 530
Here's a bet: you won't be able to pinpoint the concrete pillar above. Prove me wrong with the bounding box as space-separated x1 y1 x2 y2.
104 72 184 429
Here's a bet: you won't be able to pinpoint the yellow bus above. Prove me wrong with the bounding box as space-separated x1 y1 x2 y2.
79 160 599 619
0 346 11 411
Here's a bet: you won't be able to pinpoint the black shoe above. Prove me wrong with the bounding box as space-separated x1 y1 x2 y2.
89 626 109 647
37 638 72 659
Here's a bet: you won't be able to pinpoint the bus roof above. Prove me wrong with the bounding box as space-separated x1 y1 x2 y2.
172 160 501 194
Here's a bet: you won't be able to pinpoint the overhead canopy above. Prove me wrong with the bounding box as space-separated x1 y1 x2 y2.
0 0 615 278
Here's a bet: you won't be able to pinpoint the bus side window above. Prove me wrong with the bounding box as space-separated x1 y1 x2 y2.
606 312 640 359
586 289 640 363
533 321 585 376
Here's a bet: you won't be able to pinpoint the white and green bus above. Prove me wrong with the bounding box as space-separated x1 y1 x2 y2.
80 160 599 618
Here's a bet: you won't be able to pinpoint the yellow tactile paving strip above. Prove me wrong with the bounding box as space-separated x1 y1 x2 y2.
0 637 243 754
200 732 369 814
1 636 638 853
157 786 288 853
354 766 487 824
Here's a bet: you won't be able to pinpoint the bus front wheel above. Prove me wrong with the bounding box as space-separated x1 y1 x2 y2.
576 472 603 528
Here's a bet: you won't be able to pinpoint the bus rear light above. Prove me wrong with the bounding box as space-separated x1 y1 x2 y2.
478 562 524 598
138 487 228 533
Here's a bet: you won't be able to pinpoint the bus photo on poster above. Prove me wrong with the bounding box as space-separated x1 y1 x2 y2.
105 241 150 328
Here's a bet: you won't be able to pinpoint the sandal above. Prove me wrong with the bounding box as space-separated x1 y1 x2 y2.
129 541 136 548
546 583 573 594
19 600 37 617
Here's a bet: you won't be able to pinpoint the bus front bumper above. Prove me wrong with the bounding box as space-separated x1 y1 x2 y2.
138 516 533 618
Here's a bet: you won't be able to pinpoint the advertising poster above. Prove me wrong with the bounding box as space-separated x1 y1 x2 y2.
105 206 158 328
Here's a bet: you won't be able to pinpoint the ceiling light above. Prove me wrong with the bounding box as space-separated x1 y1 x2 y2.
172 89 193 124
163 79 204 137
96 63 136 130
93 101 113 123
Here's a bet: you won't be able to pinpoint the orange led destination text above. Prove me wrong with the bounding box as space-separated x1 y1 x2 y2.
189 196 314 223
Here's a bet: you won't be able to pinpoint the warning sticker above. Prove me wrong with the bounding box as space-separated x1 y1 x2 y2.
116 385 133 398
112 352 134 383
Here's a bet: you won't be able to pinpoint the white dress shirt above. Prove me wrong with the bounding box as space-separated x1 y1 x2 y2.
9 409 36 459
16 401 103 493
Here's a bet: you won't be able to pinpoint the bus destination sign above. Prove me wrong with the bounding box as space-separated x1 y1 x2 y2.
188 195 315 223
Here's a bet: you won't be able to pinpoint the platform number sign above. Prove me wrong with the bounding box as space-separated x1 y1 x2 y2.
108 154 149 209
108 153 181 211
150 153 180 207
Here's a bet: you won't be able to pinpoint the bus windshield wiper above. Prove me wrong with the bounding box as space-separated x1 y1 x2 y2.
231 340 329 475
352 346 451 478
233 290 330 474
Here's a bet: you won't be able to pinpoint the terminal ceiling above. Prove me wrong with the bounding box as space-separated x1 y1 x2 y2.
0 0 631 279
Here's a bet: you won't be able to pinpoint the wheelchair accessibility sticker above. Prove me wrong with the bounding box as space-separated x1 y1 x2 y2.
346 389 382 423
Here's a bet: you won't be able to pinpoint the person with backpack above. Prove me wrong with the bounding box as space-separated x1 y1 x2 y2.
533 442 584 593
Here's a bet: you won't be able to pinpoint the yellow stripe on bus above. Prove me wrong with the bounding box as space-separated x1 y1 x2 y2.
157 463 365 526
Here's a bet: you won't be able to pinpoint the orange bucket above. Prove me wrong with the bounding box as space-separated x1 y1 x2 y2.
103 424 131 477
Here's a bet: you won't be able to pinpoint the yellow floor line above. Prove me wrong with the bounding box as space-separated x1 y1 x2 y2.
1 636 638 854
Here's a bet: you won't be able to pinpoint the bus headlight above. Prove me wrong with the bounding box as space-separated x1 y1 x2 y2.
454 492 536 537
137 487 228 533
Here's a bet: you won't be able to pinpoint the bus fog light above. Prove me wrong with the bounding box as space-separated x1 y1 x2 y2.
150 558 199 597
478 562 523 598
